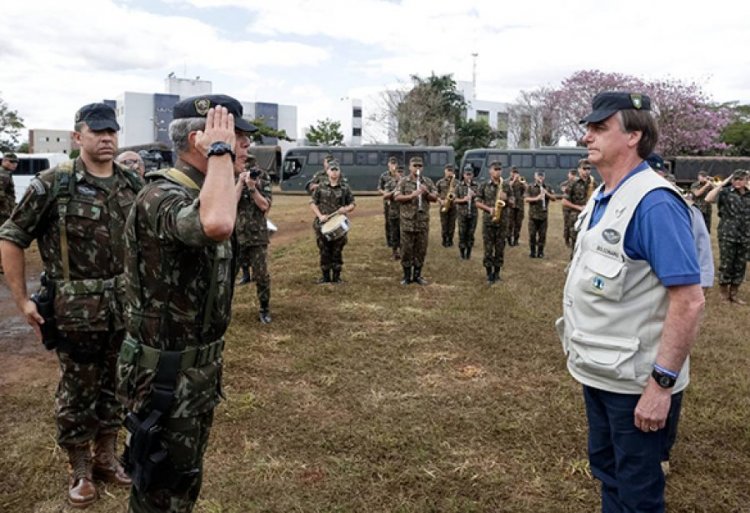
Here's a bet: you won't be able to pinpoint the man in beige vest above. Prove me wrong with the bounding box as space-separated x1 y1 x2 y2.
558 92 704 513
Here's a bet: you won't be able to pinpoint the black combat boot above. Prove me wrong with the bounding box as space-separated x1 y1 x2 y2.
494 266 502 281
465 247 472 260
413 266 428 285
238 265 251 284
259 300 272 324
537 245 544 259
459 247 466 259
401 266 412 285
486 266 494 284
529 243 536 258
332 269 343 284
317 269 330 284
447 237 454 247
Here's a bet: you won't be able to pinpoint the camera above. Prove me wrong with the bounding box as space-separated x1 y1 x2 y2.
249 169 260 180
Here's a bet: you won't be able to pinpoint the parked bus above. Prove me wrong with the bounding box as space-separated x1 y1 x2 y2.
280 145 455 192
250 145 283 184
667 156 750 187
11 152 71 202
460 147 594 192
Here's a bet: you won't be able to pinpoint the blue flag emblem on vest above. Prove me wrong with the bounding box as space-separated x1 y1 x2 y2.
602 228 621 244
592 276 605 291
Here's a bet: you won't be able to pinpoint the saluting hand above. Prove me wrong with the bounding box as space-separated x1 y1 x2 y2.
194 106 236 157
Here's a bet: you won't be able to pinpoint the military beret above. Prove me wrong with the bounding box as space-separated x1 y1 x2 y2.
75 103 120 131
173 94 257 133
580 91 651 124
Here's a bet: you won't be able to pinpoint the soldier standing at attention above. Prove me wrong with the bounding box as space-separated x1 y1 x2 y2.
394 156 437 285
507 166 527 246
559 168 577 247
436 163 457 247
475 161 511 284
524 170 555 258
382 164 403 260
117 96 253 512
454 164 479 260
236 154 273 323
0 103 140 507
705 169 750 304
0 152 18 273
310 160 356 284
562 158 597 256
690 170 714 233
377 156 399 251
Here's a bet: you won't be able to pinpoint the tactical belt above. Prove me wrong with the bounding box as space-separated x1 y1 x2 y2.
121 338 224 371
56 275 119 295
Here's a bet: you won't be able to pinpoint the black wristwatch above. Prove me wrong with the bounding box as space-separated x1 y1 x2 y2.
651 368 677 389
206 141 235 162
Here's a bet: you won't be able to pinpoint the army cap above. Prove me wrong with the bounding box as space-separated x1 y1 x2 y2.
732 169 749 179
580 91 651 124
409 156 424 166
388 156 398 164
75 103 120 131
489 161 503 170
462 164 474 175
328 160 341 170
2 152 18 162
444 163 455 171
173 94 258 133
510 166 519 174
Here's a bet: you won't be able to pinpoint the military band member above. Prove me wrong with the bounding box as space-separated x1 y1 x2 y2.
305 154 333 195
706 169 750 304
524 170 556 258
454 164 479 260
382 165 404 260
436 163 458 247
475 161 512 284
394 156 437 285
310 160 356 284
690 170 714 233
507 166 527 246
559 168 577 247
0 103 140 507
378 156 399 249
236 154 273 323
561 158 597 256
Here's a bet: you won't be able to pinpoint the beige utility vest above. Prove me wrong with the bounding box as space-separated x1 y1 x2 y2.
557 169 690 394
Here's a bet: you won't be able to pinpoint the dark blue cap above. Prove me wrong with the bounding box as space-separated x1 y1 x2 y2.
75 103 120 131
646 153 664 171
173 94 258 133
580 91 651 124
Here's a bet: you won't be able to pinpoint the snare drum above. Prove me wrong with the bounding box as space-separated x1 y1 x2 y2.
321 213 350 241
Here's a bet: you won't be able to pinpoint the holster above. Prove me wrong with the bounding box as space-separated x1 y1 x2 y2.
30 272 60 351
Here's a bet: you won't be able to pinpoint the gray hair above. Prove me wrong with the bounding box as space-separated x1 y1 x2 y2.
169 117 207 153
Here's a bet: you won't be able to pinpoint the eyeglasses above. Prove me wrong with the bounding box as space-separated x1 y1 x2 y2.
119 159 139 166
5 159 18 164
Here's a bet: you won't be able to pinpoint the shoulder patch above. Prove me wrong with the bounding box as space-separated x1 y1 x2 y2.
30 178 46 195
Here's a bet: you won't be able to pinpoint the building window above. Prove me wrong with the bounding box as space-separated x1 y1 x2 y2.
476 110 490 123
353 107 362 118
353 127 362 136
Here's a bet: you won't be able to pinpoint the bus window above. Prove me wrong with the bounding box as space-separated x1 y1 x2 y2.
430 152 447 166
341 151 354 166
535 155 557 168
559 155 579 169
511 154 533 168
357 151 379 166
282 158 303 180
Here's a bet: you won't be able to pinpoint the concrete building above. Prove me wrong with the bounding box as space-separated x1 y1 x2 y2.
456 81 513 148
29 129 74 154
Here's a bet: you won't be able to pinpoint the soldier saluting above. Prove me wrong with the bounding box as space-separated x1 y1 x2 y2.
0 103 140 507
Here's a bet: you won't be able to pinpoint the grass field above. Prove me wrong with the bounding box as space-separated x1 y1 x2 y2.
1 195 749 512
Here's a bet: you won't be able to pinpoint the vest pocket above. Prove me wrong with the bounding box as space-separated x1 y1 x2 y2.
569 330 640 381
577 251 628 301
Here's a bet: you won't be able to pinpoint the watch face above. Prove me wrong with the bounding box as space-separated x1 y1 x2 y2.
659 375 672 387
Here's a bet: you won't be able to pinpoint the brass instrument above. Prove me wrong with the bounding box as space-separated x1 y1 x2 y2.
585 177 595 201
539 180 547 211
441 175 456 213
416 168 423 210
710 175 724 186
492 177 506 224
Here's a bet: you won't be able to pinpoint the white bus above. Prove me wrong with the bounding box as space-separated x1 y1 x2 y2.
11 153 71 202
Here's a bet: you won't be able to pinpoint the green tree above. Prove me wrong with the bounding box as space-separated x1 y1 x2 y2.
250 117 294 144
721 103 750 156
397 73 467 146
453 119 499 163
306 118 344 146
0 94 25 153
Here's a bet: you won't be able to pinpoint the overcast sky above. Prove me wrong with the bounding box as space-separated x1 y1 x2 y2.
3 0 749 143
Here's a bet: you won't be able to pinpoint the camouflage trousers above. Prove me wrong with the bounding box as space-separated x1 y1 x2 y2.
316 228 347 272
56 329 126 448
383 201 391 246
401 228 429 267
457 214 477 250
507 207 524 243
439 207 457 242
528 217 548 248
718 237 748 285
562 208 573 245
128 410 214 513
387 215 401 250
239 243 270 305
482 222 506 269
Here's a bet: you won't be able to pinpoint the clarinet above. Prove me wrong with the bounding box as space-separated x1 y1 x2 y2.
416 169 423 210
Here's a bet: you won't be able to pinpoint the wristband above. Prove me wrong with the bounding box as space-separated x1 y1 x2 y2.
653 363 678 379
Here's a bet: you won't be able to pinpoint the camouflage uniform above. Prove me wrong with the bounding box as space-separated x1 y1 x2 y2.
305 168 327 195
0 166 16 225
690 180 713 233
507 177 527 245
397 174 436 271
560 179 573 246
0 157 139 449
311 180 355 279
476 179 511 274
715 184 750 287
566 176 597 252
526 182 554 257
236 175 272 315
455 178 478 258
436 176 457 246
383 174 401 252
117 159 236 512
378 169 393 247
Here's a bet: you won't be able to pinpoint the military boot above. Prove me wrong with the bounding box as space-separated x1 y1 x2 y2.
238 265 251 285
317 269 331 284
494 266 502 281
93 432 131 487
730 285 746 305
332 269 343 284
459 247 466 259
485 267 494 284
67 444 97 508
529 243 537 258
537 245 544 259
392 248 401 260
413 266 428 285
465 247 472 260
720 284 731 303
400 266 412 285
259 300 272 324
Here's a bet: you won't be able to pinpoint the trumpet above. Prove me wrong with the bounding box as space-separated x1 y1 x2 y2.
492 177 506 224
710 175 724 186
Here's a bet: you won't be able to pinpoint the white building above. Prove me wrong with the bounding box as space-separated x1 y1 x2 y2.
29 129 74 154
456 81 513 148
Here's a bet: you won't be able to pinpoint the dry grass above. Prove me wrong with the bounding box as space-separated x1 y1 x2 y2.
1 195 749 512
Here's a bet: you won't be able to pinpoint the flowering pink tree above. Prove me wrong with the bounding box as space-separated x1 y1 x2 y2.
546 70 732 155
